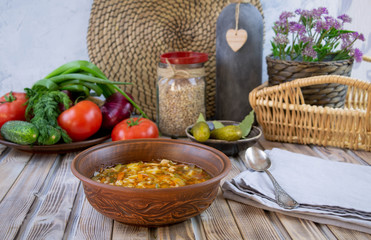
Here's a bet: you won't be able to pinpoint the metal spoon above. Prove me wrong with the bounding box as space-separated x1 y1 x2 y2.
244 146 299 210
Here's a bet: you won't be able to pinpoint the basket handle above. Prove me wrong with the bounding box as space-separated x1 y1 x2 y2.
363 55 371 62
283 75 370 89
249 75 371 131
290 76 371 128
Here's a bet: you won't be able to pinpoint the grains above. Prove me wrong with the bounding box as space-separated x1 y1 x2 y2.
158 76 205 137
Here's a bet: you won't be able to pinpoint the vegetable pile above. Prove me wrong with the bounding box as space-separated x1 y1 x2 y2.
0 60 158 146
190 111 255 142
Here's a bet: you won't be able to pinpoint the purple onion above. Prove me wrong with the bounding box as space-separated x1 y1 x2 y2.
101 92 134 129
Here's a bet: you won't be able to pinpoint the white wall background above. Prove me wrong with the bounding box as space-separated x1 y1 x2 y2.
0 0 93 93
0 0 370 95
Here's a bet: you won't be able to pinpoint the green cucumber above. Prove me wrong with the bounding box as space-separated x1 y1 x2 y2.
37 126 61 145
1 121 39 145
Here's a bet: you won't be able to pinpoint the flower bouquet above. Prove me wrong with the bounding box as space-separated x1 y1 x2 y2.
266 7 365 108
271 7 365 62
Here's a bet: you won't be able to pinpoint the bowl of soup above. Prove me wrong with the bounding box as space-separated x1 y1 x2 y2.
71 138 231 226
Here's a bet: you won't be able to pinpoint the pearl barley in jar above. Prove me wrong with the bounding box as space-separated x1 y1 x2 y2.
157 52 208 137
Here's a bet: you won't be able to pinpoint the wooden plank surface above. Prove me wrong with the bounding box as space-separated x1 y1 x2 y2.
199 188 243 240
0 138 369 240
198 157 244 240
63 183 86 240
112 222 150 240
0 144 6 154
17 153 80 240
352 150 371 165
156 219 196 240
226 155 283 240
0 149 33 201
0 153 58 240
73 197 113 239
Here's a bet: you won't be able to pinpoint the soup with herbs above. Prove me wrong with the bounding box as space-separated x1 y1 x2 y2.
91 159 212 189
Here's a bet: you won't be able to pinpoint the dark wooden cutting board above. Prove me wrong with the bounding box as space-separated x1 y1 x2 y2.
216 3 263 121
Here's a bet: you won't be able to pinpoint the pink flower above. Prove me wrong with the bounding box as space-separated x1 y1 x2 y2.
296 9 314 18
302 42 317 59
324 16 341 30
357 33 365 41
289 22 306 35
300 36 312 43
351 32 365 42
351 48 363 62
271 7 365 62
340 33 352 50
312 7 328 18
279 11 294 21
315 21 326 32
337 14 352 23
273 33 289 45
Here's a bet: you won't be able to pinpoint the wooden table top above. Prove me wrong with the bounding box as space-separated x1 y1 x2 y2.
1 136 370 240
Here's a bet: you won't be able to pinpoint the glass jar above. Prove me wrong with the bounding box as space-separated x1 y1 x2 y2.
157 52 208 137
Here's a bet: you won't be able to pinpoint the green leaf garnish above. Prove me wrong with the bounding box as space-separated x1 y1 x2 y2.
212 121 224 129
239 110 255 138
196 113 206 123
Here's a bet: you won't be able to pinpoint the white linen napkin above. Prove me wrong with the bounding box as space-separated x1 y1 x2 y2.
222 148 371 234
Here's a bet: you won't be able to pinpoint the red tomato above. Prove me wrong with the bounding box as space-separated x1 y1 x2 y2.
111 117 159 141
57 100 102 141
0 92 28 129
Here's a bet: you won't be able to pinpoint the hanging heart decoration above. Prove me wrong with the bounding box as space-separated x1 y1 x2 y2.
226 29 248 52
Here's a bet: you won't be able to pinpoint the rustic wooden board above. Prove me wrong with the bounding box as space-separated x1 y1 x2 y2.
63 183 86 239
0 136 367 239
112 222 150 240
157 219 196 240
0 153 58 240
0 144 6 154
324 226 371 240
198 158 243 240
17 153 80 239
0 149 33 201
352 150 371 165
74 197 113 239
225 156 283 239
215 3 263 121
199 187 243 240
313 146 362 164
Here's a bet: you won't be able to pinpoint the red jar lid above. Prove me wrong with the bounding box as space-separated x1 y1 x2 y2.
160 51 208 65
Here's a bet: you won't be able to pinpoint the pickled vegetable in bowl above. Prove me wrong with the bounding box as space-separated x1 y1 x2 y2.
186 121 262 156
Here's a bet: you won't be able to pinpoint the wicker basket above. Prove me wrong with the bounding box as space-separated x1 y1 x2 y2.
249 75 371 151
266 55 354 108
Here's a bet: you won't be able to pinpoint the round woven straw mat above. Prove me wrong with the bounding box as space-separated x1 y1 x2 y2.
87 0 264 120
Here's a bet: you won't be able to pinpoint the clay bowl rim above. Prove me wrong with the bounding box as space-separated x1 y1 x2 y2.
185 121 262 145
71 138 231 193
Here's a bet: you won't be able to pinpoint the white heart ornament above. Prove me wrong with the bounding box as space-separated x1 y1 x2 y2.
226 29 248 52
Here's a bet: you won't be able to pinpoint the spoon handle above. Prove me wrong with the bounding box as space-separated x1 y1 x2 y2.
265 169 299 210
